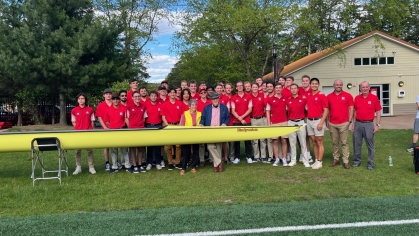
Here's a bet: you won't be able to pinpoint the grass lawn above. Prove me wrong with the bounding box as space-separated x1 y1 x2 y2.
0 128 418 219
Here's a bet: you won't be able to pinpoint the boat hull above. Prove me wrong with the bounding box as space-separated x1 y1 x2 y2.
0 125 302 152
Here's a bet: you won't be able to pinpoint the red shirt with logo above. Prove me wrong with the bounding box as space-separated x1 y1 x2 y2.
126 103 147 128
105 105 127 129
190 92 200 100
251 93 266 117
327 91 354 124
145 101 162 124
354 93 382 120
299 87 312 97
287 95 307 120
161 99 184 123
231 93 253 123
266 96 287 124
197 98 211 112
127 90 136 106
219 94 230 108
96 101 112 129
71 106 95 130
139 97 149 105
281 87 292 98
307 91 328 118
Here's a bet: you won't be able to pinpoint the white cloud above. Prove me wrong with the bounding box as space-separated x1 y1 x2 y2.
155 11 183 36
157 44 168 47
146 54 179 83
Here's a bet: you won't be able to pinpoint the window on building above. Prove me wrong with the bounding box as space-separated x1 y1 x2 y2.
354 56 395 66
379 57 386 65
387 57 395 64
362 58 370 65
371 57 378 65
354 58 361 65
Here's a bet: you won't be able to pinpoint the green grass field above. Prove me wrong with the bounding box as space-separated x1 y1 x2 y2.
0 129 418 235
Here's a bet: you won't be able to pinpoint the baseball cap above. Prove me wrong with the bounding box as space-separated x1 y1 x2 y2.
111 94 120 99
103 88 112 94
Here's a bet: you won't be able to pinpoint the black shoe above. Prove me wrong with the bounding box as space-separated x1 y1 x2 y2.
352 163 361 168
175 164 182 169
168 164 174 170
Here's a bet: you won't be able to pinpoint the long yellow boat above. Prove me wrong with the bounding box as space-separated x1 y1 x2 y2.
0 125 302 152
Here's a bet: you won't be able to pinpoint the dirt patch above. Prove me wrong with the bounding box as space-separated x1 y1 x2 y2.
8 124 73 131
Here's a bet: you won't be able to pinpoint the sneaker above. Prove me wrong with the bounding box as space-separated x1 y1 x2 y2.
175 164 182 169
160 160 166 168
168 164 174 170
303 162 311 168
273 158 280 167
310 160 318 167
252 158 259 163
247 158 253 164
139 166 146 173
308 158 313 163
126 167 133 173
367 166 374 171
312 161 323 169
180 170 185 175
109 168 118 174
133 166 139 173
105 163 110 171
267 157 272 162
286 153 291 162
89 168 96 174
146 164 152 171
407 147 414 153
156 164 162 170
288 161 296 167
261 158 268 163
233 158 240 164
73 166 82 175
117 162 122 170
299 154 304 163
282 158 288 167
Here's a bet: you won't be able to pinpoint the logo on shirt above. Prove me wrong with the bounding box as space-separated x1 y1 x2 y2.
176 106 179 109
368 101 371 105
315 97 318 101
273 100 276 103
299 100 302 103
132 109 135 111
258 97 261 101
236 99 239 102
342 97 346 100
86 111 90 114
76 112 80 115
158 108 160 111
120 112 123 116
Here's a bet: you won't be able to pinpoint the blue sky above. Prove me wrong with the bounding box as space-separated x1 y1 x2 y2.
144 16 181 84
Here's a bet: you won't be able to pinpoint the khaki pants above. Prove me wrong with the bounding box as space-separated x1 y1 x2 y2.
329 122 350 164
207 143 222 167
288 120 308 163
75 149 94 168
251 117 267 159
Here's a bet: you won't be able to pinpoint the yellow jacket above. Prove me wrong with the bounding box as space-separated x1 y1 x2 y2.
184 111 201 126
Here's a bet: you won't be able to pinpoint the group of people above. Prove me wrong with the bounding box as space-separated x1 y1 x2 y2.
71 75 383 175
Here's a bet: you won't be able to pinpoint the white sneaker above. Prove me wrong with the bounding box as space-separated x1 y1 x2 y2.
73 166 82 175
312 161 323 169
273 158 280 166
288 161 296 167
303 162 311 168
156 164 162 170
308 158 313 163
311 160 318 167
247 158 253 164
233 158 240 164
286 153 291 162
160 160 165 168
282 158 288 167
89 168 96 174
146 164 152 171
267 157 273 162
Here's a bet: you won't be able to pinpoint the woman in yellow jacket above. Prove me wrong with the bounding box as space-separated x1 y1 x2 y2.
179 99 201 175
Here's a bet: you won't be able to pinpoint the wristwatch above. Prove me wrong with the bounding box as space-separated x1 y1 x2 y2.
376 124 380 127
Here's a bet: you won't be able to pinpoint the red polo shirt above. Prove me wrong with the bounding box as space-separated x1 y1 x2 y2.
307 91 328 118
354 93 382 120
231 93 253 123
96 101 112 129
299 87 312 97
126 103 147 128
287 95 307 120
140 97 149 105
219 94 230 108
281 87 292 98
190 92 199 100
197 98 211 112
251 92 266 117
161 99 184 123
157 96 167 104
105 105 127 129
327 91 354 124
71 106 95 130
266 95 287 124
145 101 162 124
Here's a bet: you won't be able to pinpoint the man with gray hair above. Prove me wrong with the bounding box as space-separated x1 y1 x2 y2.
327 79 354 169
351 81 381 170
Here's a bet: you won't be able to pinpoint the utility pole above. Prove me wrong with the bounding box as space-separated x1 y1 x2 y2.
272 44 278 84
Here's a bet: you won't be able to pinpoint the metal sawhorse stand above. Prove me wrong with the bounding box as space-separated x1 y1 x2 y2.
31 137 68 186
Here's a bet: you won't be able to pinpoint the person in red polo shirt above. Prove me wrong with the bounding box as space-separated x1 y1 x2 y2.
127 91 148 173
157 85 168 103
298 75 313 163
127 78 139 106
231 81 253 164
351 81 381 170
281 76 293 98
306 78 329 170
266 83 289 167
145 90 164 169
104 94 128 173
189 80 199 100
139 87 149 104
71 93 96 175
265 80 276 161
287 84 309 167
250 82 267 162
162 87 184 170
327 79 354 169
96 88 113 171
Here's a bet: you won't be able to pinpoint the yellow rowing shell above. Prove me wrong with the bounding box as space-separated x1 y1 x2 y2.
0 125 302 152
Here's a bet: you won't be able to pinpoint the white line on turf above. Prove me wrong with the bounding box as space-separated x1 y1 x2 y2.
138 219 419 236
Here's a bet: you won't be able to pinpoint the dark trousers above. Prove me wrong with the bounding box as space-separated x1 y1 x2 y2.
182 144 199 170
233 123 253 159
353 121 375 167
146 124 162 165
